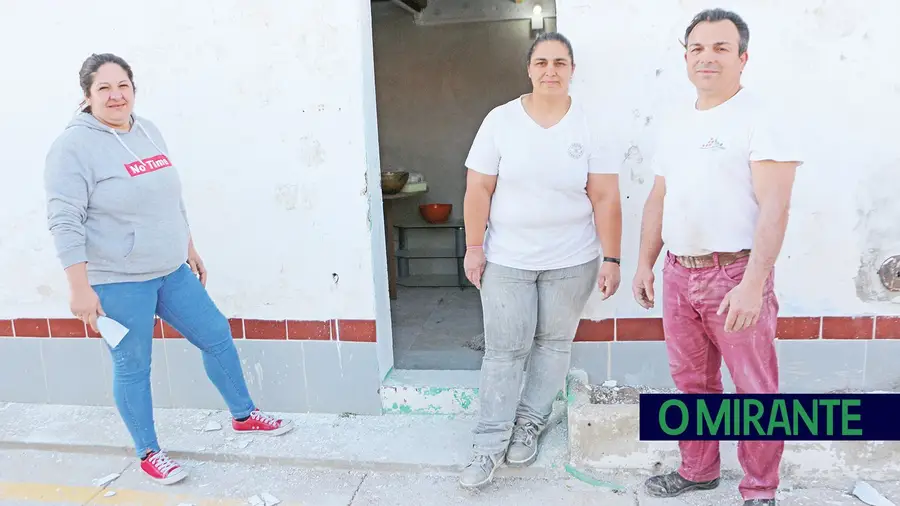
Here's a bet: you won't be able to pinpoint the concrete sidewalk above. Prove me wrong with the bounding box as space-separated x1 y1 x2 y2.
0 402 897 505
0 401 570 477
2 449 897 505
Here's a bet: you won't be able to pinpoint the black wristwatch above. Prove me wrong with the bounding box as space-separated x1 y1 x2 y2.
603 256 621 265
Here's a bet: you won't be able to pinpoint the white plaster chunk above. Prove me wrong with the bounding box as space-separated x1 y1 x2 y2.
852 481 897 506
203 420 222 432
260 492 282 506
92 473 120 487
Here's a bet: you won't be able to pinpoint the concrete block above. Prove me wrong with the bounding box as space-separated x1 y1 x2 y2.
0 338 47 404
864 340 900 391
779 340 866 393
303 341 382 415
42 339 112 407
565 375 900 482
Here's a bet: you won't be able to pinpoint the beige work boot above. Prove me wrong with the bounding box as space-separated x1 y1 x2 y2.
506 420 541 467
458 451 505 490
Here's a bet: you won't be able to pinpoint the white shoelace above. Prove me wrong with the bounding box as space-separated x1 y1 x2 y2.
148 452 179 475
511 423 539 446
250 410 279 426
468 454 494 472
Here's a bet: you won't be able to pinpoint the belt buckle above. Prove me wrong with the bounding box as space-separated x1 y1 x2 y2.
677 253 718 268
720 249 750 267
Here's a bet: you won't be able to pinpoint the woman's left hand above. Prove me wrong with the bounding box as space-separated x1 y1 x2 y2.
187 241 208 287
597 261 620 300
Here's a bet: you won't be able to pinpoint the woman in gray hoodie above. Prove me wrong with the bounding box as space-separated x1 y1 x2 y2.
44 53 293 486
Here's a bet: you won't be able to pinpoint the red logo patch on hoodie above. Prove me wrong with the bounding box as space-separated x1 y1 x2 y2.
125 154 172 177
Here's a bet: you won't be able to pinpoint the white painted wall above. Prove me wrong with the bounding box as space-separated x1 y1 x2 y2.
0 1 388 330
3 0 897 347
558 0 900 319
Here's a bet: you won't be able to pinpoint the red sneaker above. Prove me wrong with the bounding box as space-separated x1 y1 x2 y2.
232 409 294 436
140 450 187 485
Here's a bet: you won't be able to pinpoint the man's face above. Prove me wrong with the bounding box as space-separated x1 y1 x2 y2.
684 20 747 93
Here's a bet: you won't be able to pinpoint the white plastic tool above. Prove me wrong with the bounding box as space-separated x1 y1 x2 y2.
97 316 129 348
852 481 897 506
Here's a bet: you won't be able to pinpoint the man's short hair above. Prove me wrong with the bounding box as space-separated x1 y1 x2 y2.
684 8 750 54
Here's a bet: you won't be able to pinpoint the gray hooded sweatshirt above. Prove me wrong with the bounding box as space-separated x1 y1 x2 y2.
44 112 191 285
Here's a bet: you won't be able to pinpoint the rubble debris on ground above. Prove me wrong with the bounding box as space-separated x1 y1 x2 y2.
260 492 281 505
203 420 223 432
466 332 485 351
852 480 896 506
589 383 679 404
103 490 116 497
248 492 281 506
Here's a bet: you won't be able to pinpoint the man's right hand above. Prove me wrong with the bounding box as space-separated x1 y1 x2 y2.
464 248 487 289
632 266 656 309
70 285 105 333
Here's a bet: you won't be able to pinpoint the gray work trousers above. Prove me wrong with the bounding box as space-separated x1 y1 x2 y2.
472 258 598 455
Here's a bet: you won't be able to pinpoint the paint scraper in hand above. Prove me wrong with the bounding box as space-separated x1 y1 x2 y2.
97 316 129 348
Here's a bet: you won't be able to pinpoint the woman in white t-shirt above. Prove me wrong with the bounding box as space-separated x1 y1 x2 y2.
458 32 623 489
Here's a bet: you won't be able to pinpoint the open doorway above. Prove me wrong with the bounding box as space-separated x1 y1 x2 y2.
370 0 557 370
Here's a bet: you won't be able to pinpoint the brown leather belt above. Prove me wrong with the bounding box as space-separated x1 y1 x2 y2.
674 249 751 268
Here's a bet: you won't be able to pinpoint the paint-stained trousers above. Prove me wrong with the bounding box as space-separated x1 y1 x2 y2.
662 251 782 501
472 259 598 455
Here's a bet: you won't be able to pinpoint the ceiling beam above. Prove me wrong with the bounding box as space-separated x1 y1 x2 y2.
413 0 555 26
389 0 426 14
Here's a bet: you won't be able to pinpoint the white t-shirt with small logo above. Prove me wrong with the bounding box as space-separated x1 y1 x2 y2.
651 89 803 257
465 95 620 271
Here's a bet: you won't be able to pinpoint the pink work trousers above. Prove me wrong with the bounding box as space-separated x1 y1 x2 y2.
662 251 782 501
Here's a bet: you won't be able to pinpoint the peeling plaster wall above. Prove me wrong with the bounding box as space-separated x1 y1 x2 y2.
0 0 383 323
558 0 900 319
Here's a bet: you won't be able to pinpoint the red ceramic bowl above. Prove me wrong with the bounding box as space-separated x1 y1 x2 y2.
419 203 452 224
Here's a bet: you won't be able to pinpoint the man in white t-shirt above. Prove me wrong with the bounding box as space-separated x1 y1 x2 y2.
632 9 802 506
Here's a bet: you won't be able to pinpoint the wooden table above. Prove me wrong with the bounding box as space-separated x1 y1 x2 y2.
382 190 425 299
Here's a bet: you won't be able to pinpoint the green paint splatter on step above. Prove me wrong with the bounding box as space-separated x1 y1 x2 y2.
453 390 474 410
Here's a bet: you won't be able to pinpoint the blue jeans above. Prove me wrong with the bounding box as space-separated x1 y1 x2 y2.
93 264 255 458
